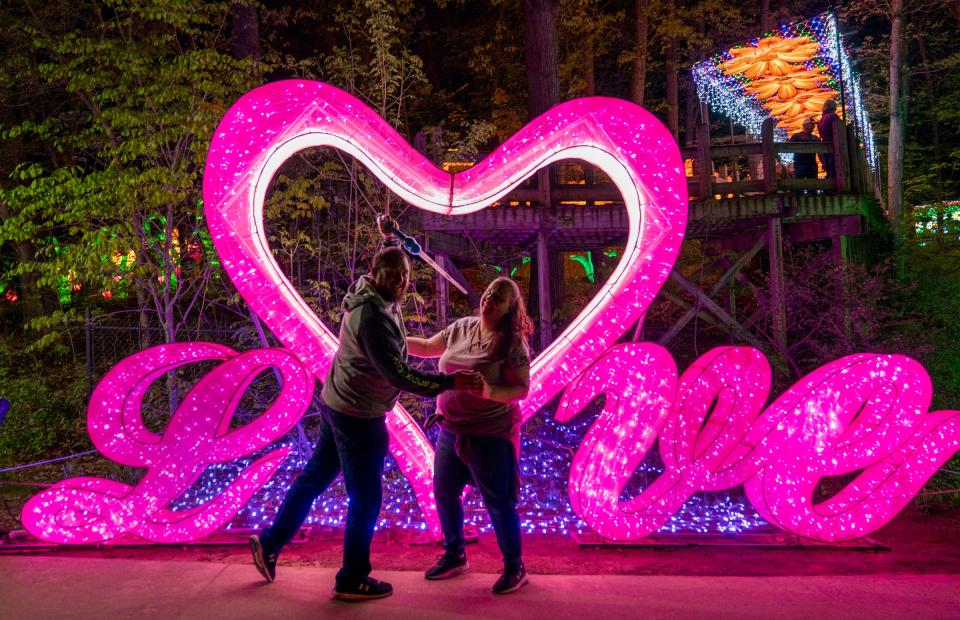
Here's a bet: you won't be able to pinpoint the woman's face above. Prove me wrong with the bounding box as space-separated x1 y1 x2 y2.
480 280 516 326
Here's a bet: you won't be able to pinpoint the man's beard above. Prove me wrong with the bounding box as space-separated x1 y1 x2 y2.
379 288 400 303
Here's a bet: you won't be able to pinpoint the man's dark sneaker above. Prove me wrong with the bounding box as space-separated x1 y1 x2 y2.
249 534 277 583
331 576 394 601
424 552 469 580
492 562 528 594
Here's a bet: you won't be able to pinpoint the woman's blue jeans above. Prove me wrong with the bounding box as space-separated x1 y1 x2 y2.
260 403 389 585
433 428 522 566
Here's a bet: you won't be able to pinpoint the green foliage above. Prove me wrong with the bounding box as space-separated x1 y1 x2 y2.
845 2 960 207
0 0 263 347
0 348 89 470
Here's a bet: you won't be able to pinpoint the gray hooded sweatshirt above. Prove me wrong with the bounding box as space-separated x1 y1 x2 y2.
320 274 454 418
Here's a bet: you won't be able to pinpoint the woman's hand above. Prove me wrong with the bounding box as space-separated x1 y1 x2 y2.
479 366 530 403
480 377 494 400
452 370 484 391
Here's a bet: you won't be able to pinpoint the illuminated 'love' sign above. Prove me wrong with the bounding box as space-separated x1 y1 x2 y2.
22 81 960 544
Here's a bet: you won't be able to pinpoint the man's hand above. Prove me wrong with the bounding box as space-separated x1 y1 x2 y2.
377 213 397 239
452 370 484 391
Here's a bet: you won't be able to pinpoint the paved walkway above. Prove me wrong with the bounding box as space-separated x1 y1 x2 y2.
1 556 957 619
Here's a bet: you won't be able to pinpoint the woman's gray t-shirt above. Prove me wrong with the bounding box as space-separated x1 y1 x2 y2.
436 316 530 430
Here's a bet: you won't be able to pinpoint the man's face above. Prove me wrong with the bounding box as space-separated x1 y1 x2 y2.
372 258 410 302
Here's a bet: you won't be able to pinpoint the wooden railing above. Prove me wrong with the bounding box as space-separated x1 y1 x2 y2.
681 117 874 202
435 117 873 206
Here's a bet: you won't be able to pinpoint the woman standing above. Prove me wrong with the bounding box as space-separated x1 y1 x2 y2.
408 277 533 594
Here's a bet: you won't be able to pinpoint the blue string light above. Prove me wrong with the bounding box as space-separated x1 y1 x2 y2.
170 409 767 537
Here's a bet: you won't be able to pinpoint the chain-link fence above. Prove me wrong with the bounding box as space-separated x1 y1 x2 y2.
84 311 267 391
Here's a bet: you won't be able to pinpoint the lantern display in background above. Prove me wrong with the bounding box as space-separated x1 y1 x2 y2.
693 12 878 170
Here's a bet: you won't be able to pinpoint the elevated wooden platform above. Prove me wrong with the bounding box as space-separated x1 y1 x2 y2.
407 116 883 350
412 193 869 255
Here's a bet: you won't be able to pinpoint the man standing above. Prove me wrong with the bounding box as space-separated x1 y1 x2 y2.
790 116 820 181
250 215 483 601
818 100 841 178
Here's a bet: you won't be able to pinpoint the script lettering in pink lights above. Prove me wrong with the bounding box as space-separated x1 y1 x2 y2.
22 344 313 543
22 80 960 544
559 346 960 541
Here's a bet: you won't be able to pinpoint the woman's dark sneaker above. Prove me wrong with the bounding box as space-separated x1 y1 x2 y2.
249 534 277 583
424 552 469 580
492 562 528 594
331 576 394 601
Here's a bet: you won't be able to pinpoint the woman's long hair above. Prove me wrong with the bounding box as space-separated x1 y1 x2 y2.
487 277 533 359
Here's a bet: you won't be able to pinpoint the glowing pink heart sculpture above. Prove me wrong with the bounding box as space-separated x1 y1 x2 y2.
199 80 687 535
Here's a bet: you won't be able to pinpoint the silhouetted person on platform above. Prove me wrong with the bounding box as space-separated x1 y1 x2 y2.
790 116 820 181
818 100 841 179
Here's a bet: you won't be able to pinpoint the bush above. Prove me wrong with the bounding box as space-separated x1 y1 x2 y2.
0 349 89 471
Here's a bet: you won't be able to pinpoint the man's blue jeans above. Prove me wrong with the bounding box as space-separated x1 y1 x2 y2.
261 402 389 585
433 428 522 566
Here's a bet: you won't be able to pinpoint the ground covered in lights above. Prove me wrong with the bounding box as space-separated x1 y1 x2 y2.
4 506 959 577
173 412 773 540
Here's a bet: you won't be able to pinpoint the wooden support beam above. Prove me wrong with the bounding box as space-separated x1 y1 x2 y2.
727 284 737 343
667 268 771 353
833 120 850 193
537 168 552 207
658 235 767 347
760 118 777 194
831 221 850 338
696 121 712 201
716 256 762 298
536 230 552 347
435 251 449 327
767 216 787 351
660 290 727 332
550 248 565 314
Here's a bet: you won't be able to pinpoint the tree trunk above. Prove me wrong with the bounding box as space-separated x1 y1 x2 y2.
684 64 697 147
0 110 46 322
0 201 45 321
630 0 648 105
759 0 771 33
916 32 942 200
887 0 907 223
684 14 706 147
948 0 960 30
525 0 560 119
666 33 679 141
582 44 596 97
231 0 261 62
